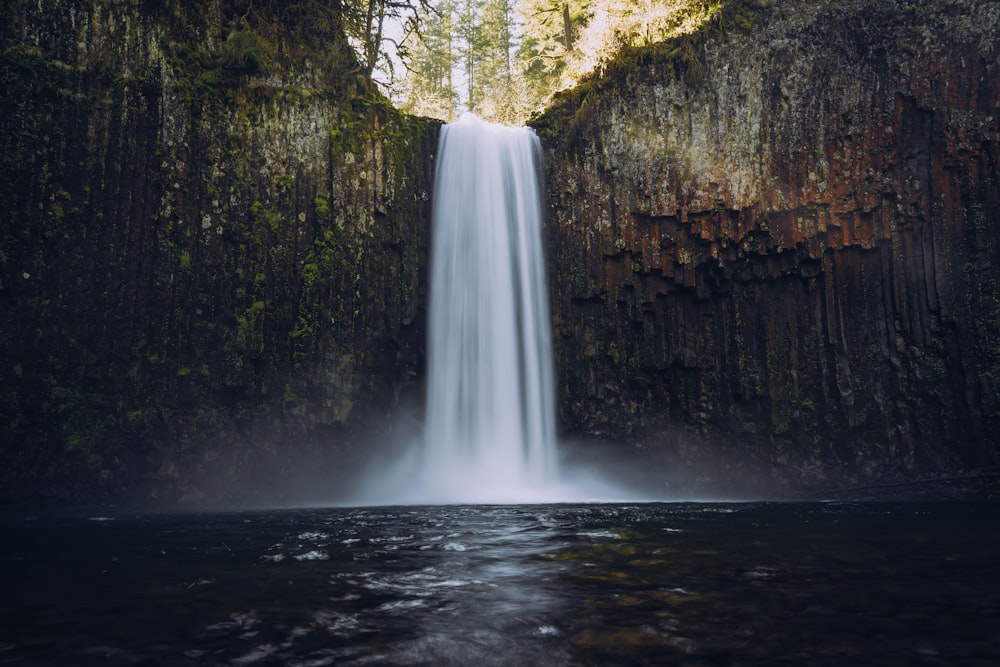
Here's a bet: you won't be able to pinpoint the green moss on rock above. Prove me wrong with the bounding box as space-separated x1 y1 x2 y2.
0 0 440 504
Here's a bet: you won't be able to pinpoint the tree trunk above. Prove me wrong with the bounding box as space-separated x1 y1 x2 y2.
563 2 573 52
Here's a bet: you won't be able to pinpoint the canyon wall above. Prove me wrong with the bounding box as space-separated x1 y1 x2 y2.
0 0 437 503
535 0 1000 494
4 0 998 503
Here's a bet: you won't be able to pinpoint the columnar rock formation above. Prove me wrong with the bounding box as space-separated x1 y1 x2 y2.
0 1 437 503
535 0 1000 493
3 0 998 503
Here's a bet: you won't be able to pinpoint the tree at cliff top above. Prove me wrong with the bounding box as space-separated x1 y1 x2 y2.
397 0 725 124
515 0 591 118
519 0 723 110
337 0 435 88
399 0 461 120
398 0 528 123
398 0 581 122
463 0 519 122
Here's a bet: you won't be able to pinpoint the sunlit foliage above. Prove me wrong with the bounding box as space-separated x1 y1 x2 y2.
564 0 723 84
398 0 461 120
391 0 724 124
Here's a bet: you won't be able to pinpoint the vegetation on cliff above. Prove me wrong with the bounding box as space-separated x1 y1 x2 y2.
385 1 736 124
0 0 438 504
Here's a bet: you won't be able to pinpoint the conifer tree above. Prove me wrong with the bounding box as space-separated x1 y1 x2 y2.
470 0 517 122
515 0 591 112
399 0 460 120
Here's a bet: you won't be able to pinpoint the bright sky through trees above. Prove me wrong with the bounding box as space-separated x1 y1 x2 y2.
352 0 723 125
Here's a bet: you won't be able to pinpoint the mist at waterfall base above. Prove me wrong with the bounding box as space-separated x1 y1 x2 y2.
351 114 644 506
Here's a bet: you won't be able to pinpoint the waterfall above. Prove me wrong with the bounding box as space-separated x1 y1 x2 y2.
348 113 634 506
418 113 559 502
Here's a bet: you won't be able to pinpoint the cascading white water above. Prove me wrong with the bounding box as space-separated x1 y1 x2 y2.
347 113 638 506
418 113 559 503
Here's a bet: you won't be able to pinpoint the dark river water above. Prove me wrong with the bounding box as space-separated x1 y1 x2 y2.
2 502 998 666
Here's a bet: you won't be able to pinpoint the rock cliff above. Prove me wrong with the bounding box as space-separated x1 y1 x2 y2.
4 0 998 503
0 0 438 503
534 0 1000 495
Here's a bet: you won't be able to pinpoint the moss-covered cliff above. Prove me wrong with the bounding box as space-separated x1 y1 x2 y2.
535 0 1000 495
0 0 439 504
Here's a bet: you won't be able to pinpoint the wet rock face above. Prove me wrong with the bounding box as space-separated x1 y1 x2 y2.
536 0 1000 492
0 0 438 503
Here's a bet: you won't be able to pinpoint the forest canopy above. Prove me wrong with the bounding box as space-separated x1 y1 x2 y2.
347 0 725 124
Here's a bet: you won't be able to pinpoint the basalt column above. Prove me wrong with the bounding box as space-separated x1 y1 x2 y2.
535 0 1000 494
